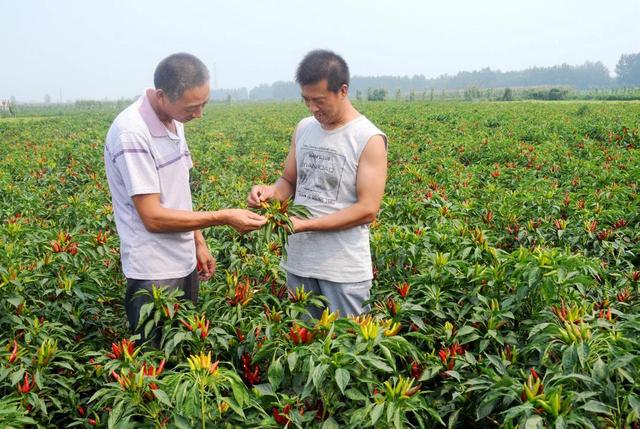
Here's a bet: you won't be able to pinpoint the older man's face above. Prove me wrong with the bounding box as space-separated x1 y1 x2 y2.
163 83 210 123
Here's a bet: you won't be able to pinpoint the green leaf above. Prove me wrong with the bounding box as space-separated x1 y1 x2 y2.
153 389 172 407
562 344 576 371
231 380 246 407
525 415 543 429
268 357 284 391
581 400 611 415
312 364 329 389
6 295 23 307
367 356 393 373
345 388 367 401
456 325 477 337
555 415 566 429
628 395 640 416
528 323 551 338
107 400 125 428
528 267 541 288
465 351 477 365
371 403 385 425
253 383 274 396
576 342 589 369
476 397 497 420
173 415 192 429
322 417 340 429
445 370 461 381
287 351 298 372
335 368 350 395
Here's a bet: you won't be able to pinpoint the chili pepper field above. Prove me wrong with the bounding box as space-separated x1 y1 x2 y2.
0 101 639 428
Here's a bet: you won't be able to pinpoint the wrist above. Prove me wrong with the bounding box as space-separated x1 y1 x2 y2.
210 209 229 226
295 217 312 233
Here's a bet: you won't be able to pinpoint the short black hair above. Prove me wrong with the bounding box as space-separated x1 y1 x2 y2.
154 53 209 101
295 50 350 92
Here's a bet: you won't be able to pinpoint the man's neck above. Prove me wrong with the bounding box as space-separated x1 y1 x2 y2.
146 89 175 130
322 102 360 130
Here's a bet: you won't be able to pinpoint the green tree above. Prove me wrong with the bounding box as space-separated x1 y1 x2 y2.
367 88 387 101
615 52 640 86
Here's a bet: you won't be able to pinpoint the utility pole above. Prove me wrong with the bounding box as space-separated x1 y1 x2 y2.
213 63 219 90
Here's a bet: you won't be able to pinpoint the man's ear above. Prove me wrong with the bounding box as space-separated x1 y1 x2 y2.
340 84 349 98
155 89 167 104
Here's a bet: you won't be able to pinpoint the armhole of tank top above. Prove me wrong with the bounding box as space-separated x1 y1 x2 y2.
294 117 311 143
357 132 387 160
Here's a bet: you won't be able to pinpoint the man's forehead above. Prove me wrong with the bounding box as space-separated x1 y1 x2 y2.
301 80 330 97
180 84 210 104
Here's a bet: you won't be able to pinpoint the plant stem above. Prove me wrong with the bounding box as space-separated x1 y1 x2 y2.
200 380 206 429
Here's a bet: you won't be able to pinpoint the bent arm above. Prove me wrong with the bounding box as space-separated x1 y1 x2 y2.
132 194 228 233
272 137 298 201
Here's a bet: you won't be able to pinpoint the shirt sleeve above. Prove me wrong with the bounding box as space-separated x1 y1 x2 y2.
109 132 160 197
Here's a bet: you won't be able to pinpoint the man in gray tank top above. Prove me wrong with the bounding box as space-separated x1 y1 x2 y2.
248 50 387 318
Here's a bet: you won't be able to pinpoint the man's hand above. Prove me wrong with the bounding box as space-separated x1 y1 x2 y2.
195 242 216 281
247 185 276 208
223 209 267 233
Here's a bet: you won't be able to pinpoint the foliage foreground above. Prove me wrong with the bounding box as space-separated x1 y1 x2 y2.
0 101 639 428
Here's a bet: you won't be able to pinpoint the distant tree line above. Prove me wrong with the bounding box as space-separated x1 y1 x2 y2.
212 52 640 102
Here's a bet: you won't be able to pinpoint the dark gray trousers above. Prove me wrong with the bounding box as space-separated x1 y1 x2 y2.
125 269 199 345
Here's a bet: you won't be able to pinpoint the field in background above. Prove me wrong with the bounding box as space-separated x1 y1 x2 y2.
0 101 639 428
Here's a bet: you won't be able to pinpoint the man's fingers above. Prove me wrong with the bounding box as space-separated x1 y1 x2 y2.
248 212 266 221
248 217 267 227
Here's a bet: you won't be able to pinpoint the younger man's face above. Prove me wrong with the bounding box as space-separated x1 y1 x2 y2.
300 79 347 127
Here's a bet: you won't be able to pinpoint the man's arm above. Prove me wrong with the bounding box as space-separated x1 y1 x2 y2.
132 194 265 234
247 131 298 207
292 134 387 232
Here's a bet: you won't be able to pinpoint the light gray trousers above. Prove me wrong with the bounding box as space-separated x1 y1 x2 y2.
286 271 371 319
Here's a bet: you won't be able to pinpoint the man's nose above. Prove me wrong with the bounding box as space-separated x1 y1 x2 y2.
192 106 204 118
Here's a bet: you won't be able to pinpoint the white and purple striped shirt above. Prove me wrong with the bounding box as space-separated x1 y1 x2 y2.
104 91 196 280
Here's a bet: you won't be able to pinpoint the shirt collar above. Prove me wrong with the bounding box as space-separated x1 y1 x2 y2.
139 89 172 138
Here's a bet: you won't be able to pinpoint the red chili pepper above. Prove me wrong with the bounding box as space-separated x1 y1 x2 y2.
236 328 245 342
386 297 398 316
438 349 448 364
395 282 411 298
241 353 261 385
273 407 288 425
8 340 18 363
18 372 31 394
411 361 423 379
289 323 313 345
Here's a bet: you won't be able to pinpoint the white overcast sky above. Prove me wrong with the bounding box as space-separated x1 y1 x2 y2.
1 0 638 101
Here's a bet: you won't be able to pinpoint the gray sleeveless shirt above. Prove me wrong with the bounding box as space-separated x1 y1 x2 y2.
281 115 387 282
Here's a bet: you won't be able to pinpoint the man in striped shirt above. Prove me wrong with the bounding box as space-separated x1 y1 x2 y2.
104 53 265 343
